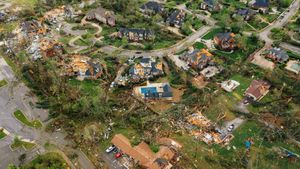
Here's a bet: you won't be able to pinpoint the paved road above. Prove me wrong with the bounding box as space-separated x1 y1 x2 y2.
280 42 300 55
100 26 212 58
0 56 96 169
251 0 300 69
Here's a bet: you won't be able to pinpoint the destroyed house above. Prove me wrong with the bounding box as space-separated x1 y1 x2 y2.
214 32 238 51
64 5 74 18
21 20 45 37
266 47 289 63
245 80 270 101
86 7 116 26
65 55 103 80
129 57 163 80
166 10 185 28
180 48 213 70
234 8 256 21
118 28 154 42
111 134 178 169
140 1 164 14
39 39 64 58
200 0 222 12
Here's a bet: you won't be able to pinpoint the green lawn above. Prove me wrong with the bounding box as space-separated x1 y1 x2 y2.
11 137 36 150
0 79 7 88
194 42 206 49
230 74 252 97
13 110 42 129
0 129 7 139
202 28 222 40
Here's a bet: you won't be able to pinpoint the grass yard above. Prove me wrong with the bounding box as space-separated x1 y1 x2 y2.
194 42 206 49
202 28 222 40
0 80 8 88
11 137 36 150
0 129 7 139
13 110 42 129
12 0 38 9
230 74 252 97
21 152 68 169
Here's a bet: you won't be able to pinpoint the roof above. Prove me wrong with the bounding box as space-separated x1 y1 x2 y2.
166 9 185 26
215 32 235 42
157 138 183 150
253 0 269 8
183 48 213 69
203 0 218 7
236 8 255 16
140 1 164 13
86 7 115 20
245 80 270 100
268 47 289 62
119 28 154 36
285 60 300 74
111 134 177 169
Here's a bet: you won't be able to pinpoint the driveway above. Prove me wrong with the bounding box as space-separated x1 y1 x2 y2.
101 152 125 169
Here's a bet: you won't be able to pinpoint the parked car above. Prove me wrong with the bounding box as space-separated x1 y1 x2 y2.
115 152 123 158
227 124 235 132
105 145 116 153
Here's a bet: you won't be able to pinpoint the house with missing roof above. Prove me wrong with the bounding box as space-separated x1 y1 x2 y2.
221 80 240 92
249 0 269 13
166 9 186 28
140 1 164 15
133 81 173 101
118 28 155 42
213 32 239 51
244 80 270 101
200 0 222 12
233 8 256 21
180 47 213 70
129 57 163 81
111 134 181 169
86 7 116 27
64 55 103 80
266 47 289 63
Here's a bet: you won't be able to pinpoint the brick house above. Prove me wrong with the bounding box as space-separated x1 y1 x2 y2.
118 28 155 42
213 32 238 51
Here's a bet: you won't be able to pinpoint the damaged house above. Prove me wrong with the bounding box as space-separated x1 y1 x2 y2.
118 28 155 42
266 47 289 63
129 56 163 81
180 47 213 70
21 20 47 38
200 0 222 12
134 81 173 101
111 134 181 169
86 7 116 26
166 9 185 28
27 38 64 60
244 80 270 101
214 32 239 51
64 55 103 80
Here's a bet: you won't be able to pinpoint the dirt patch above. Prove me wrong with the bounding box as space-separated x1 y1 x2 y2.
191 75 208 89
262 113 285 128
147 87 185 112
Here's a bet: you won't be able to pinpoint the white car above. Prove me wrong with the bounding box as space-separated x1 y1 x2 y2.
227 124 235 132
105 145 116 153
